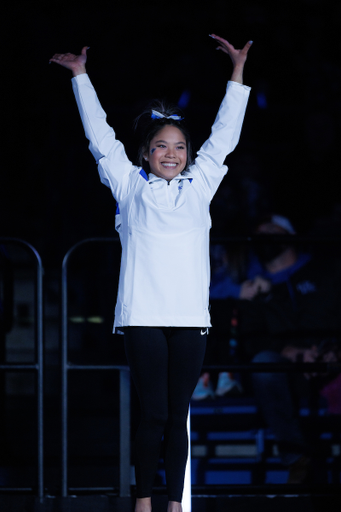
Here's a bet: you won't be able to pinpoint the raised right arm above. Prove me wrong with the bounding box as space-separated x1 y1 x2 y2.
50 48 134 200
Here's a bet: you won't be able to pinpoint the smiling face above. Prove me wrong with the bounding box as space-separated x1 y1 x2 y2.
144 125 187 181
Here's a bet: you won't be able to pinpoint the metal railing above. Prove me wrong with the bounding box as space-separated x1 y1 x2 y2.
0 238 44 499
61 238 131 497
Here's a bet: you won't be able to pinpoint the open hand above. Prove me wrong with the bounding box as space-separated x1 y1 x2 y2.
210 35 252 66
49 46 89 76
209 35 253 83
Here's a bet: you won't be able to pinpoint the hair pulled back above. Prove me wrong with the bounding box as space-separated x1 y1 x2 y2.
134 99 193 173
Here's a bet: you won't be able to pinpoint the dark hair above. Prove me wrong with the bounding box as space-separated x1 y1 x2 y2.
134 99 193 173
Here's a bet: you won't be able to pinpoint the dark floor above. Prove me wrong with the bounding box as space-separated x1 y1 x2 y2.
1 494 341 512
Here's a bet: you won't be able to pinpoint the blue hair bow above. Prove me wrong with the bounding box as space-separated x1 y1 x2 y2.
151 109 184 121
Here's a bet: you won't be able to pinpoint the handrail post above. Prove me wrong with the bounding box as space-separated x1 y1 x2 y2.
0 237 44 499
61 238 131 497
35 248 44 501
61 252 69 497
119 368 131 497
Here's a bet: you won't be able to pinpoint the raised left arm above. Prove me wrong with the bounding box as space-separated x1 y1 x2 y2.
187 36 252 200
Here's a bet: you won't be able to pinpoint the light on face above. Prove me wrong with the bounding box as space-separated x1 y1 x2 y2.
145 125 187 180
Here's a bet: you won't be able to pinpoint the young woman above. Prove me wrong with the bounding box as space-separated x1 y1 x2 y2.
50 34 252 512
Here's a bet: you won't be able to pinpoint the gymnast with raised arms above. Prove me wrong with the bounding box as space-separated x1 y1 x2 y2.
50 34 252 512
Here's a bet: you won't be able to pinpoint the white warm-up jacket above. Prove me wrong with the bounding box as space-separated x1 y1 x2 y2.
72 73 250 330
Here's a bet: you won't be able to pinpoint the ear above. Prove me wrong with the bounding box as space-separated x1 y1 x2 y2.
143 150 149 161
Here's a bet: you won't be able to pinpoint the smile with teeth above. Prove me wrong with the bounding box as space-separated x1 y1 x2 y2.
162 162 177 168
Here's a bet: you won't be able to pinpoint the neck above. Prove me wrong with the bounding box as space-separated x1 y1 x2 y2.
265 248 298 274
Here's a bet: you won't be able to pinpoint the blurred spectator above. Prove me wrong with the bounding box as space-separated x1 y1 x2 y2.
193 214 341 485
193 215 287 399
238 215 341 483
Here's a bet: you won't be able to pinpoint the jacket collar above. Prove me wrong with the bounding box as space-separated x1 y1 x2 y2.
148 169 194 183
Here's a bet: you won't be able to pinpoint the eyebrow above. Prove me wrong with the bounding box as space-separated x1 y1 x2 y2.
154 139 187 145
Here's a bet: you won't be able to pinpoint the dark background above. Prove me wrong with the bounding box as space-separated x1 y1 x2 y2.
0 0 341 494
2 0 341 268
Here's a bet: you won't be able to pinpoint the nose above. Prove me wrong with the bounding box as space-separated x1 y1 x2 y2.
165 146 176 158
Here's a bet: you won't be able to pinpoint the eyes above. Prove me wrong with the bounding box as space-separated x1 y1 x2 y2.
154 144 186 151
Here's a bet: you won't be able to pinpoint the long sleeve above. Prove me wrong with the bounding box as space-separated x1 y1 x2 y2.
191 80 250 200
72 73 135 201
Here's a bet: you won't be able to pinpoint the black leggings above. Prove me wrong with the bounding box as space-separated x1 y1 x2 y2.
124 327 207 502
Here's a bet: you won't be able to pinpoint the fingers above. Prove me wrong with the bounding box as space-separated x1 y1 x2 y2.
49 52 75 64
50 53 75 60
210 34 233 53
210 34 230 46
50 53 62 62
49 47 89 65
241 40 253 56
216 46 229 55
209 34 253 55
